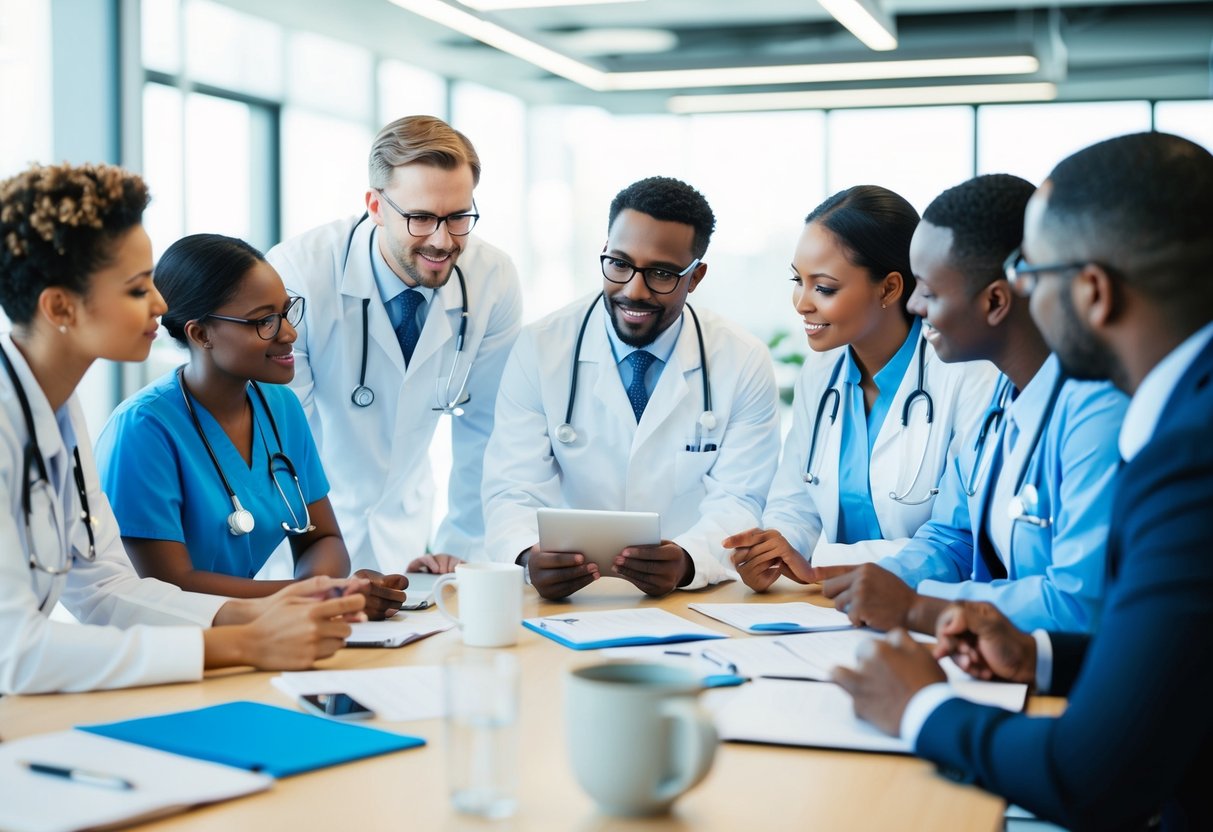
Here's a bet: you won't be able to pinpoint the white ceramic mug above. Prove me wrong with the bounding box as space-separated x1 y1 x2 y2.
566 662 717 817
433 563 523 648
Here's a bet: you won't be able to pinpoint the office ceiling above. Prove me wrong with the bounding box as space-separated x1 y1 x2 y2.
226 0 1213 112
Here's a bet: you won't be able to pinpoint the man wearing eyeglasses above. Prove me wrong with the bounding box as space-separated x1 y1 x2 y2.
832 132 1213 832
266 115 522 575
481 176 780 599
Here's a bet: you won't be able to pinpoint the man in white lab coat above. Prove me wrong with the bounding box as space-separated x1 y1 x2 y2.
482 176 780 599
268 116 522 574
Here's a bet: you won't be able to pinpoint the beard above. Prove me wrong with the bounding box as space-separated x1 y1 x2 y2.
1050 287 1122 385
387 234 462 289
608 297 670 348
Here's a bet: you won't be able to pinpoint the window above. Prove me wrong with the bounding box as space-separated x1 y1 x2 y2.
1154 100 1213 153
379 60 447 126
977 101 1152 185
827 106 974 213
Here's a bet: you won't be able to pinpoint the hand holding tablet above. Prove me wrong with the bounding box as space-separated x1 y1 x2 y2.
536 508 661 572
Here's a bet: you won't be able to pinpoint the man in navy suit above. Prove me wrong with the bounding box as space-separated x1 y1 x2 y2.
831 131 1213 832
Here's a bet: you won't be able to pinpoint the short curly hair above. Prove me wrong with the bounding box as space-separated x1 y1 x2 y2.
608 176 716 259
922 174 1036 295
0 162 150 325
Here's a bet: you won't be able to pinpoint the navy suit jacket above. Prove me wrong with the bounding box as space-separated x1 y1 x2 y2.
916 334 1213 832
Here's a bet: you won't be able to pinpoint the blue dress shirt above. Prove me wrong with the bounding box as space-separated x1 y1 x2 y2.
96 371 330 579
371 228 433 332
836 318 921 544
603 303 683 399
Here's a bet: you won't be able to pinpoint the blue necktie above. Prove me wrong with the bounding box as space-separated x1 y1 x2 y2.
396 289 424 365
626 350 656 422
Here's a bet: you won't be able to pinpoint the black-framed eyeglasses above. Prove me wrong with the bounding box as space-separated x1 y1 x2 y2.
1003 246 1086 297
599 255 700 295
204 296 305 340
377 189 479 237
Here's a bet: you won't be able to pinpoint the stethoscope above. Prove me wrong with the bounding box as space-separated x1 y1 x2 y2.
1004 372 1066 528
177 367 315 537
803 336 938 506
962 370 1066 529
343 213 472 414
0 343 97 576
555 293 716 445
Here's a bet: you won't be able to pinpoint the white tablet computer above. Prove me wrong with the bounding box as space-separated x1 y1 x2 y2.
536 508 661 571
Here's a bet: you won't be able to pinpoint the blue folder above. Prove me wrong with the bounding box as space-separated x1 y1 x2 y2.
79 701 424 778
522 619 725 651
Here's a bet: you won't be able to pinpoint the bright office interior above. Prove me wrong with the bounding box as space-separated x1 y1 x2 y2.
2 0 1211 531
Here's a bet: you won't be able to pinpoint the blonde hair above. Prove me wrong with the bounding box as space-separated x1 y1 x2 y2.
368 115 481 190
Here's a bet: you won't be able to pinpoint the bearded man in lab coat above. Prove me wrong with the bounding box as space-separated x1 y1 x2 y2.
482 176 780 599
268 116 522 575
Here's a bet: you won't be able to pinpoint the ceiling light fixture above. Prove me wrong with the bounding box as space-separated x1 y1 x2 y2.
667 82 1058 114
818 0 897 52
458 0 646 9
390 0 1039 91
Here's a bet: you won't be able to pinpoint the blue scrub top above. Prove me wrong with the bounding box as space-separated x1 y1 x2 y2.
95 370 329 579
836 318 922 544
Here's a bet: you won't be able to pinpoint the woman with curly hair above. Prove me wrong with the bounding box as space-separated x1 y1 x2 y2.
0 162 367 694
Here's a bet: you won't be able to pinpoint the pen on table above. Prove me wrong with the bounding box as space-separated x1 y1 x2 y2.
23 761 135 790
700 648 739 675
663 649 691 656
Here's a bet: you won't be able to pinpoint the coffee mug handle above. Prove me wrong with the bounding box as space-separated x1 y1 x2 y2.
654 697 717 803
432 574 462 628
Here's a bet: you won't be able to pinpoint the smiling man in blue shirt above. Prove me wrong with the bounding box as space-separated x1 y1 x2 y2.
805 173 1126 634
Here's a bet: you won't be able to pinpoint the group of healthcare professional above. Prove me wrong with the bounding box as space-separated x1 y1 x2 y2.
0 107 1142 698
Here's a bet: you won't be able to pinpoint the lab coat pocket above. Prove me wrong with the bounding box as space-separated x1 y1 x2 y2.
673 448 719 495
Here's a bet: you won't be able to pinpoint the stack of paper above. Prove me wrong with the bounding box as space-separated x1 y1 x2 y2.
523 608 725 650
711 675 1028 754
689 602 853 634
272 666 444 721
0 730 272 832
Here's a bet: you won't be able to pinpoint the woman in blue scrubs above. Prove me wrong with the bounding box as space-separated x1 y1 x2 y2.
96 234 406 616
724 186 996 590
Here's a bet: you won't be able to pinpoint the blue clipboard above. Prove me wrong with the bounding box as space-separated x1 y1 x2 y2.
80 701 424 778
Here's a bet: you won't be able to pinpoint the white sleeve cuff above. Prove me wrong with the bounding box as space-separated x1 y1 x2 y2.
1033 629 1053 693
902 682 957 747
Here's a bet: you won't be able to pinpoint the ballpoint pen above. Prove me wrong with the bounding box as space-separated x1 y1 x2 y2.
23 761 135 790
700 647 739 676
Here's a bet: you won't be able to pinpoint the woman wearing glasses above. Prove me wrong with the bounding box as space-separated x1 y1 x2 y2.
0 163 368 694
726 185 997 590
96 234 406 617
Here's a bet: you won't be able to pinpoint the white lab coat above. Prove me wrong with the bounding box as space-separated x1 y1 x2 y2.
762 339 998 567
482 295 781 589
0 335 224 694
267 216 522 572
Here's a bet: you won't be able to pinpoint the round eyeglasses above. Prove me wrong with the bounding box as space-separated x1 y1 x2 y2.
600 255 700 295
204 296 305 340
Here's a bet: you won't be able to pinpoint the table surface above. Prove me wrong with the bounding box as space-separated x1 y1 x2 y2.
0 578 1065 832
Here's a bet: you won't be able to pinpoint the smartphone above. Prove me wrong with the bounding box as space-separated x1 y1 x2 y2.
298 692 375 720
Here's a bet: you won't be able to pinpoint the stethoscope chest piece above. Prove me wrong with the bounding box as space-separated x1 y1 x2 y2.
555 423 577 445
227 498 256 536
351 385 375 408
1008 483 1051 528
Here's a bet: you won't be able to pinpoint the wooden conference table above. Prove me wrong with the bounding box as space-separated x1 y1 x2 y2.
0 579 1063 832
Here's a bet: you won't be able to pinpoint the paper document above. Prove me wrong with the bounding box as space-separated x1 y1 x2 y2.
345 615 452 647
523 608 725 650
604 629 1032 693
273 666 444 721
0 730 272 832
712 676 1027 754
689 602 853 634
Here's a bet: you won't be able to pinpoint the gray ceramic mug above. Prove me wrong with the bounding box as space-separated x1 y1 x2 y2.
566 662 717 817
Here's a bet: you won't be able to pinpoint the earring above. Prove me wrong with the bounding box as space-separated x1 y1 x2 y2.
58 325 68 334
881 303 887 309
